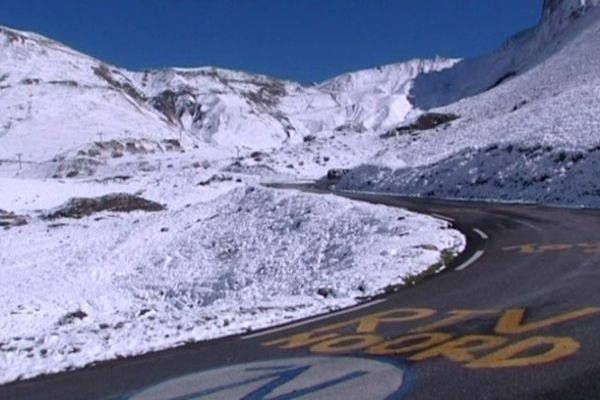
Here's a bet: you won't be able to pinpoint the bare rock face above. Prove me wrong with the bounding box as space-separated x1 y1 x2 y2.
382 113 459 138
92 64 146 103
0 210 28 229
150 90 203 127
44 193 165 220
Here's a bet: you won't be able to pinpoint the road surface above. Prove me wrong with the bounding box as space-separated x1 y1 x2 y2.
2 188 600 399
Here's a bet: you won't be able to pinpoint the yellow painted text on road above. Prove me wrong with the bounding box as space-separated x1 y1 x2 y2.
467 336 580 368
264 307 600 369
503 242 600 254
495 307 600 335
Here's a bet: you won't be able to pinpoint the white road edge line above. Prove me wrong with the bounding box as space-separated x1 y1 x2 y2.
473 228 489 240
455 250 485 271
431 213 455 222
241 298 387 340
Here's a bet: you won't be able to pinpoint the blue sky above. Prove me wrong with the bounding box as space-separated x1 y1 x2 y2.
0 0 542 82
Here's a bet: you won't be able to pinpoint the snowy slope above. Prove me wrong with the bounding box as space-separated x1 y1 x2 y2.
0 183 463 383
0 26 176 162
126 59 456 153
339 1 600 207
0 25 467 382
0 23 456 174
126 67 309 150
318 58 457 131
410 0 600 109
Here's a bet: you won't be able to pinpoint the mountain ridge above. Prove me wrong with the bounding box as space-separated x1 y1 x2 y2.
1 0 599 188
0 22 456 165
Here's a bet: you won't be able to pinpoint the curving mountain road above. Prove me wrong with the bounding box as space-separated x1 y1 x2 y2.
2 188 600 399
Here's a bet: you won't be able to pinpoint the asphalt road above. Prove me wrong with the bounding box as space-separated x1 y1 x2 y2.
3 188 600 399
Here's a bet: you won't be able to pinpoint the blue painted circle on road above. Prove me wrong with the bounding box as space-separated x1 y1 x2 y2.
128 356 408 400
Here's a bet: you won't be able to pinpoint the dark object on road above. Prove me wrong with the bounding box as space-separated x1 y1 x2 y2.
44 193 165 220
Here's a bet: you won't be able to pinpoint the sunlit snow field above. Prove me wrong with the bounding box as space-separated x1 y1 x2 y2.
0 172 463 383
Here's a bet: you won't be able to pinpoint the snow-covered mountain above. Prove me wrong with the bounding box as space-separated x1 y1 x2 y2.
339 0 600 208
0 24 455 171
411 0 600 109
0 26 176 162
2 0 599 181
1 0 599 196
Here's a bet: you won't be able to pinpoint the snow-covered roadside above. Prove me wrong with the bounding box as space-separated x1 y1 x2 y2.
335 144 600 208
0 185 464 384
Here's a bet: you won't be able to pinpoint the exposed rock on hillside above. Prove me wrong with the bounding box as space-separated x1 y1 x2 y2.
382 113 459 138
45 194 165 220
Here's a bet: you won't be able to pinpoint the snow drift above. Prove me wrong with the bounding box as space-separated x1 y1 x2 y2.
0 186 463 383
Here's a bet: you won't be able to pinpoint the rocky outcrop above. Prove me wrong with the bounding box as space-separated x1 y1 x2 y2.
150 89 203 126
44 194 165 220
0 210 28 229
382 113 459 138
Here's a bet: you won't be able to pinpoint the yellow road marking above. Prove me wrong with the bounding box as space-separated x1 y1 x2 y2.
354 308 437 334
503 242 600 254
467 336 580 368
409 335 508 363
495 307 600 335
264 332 339 349
263 306 600 370
263 308 437 349
312 308 436 334
366 333 452 356
576 243 600 253
310 334 383 354
502 244 538 254
537 244 574 252
410 309 496 333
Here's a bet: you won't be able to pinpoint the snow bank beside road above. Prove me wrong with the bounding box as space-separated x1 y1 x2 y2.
337 144 600 207
0 186 464 384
